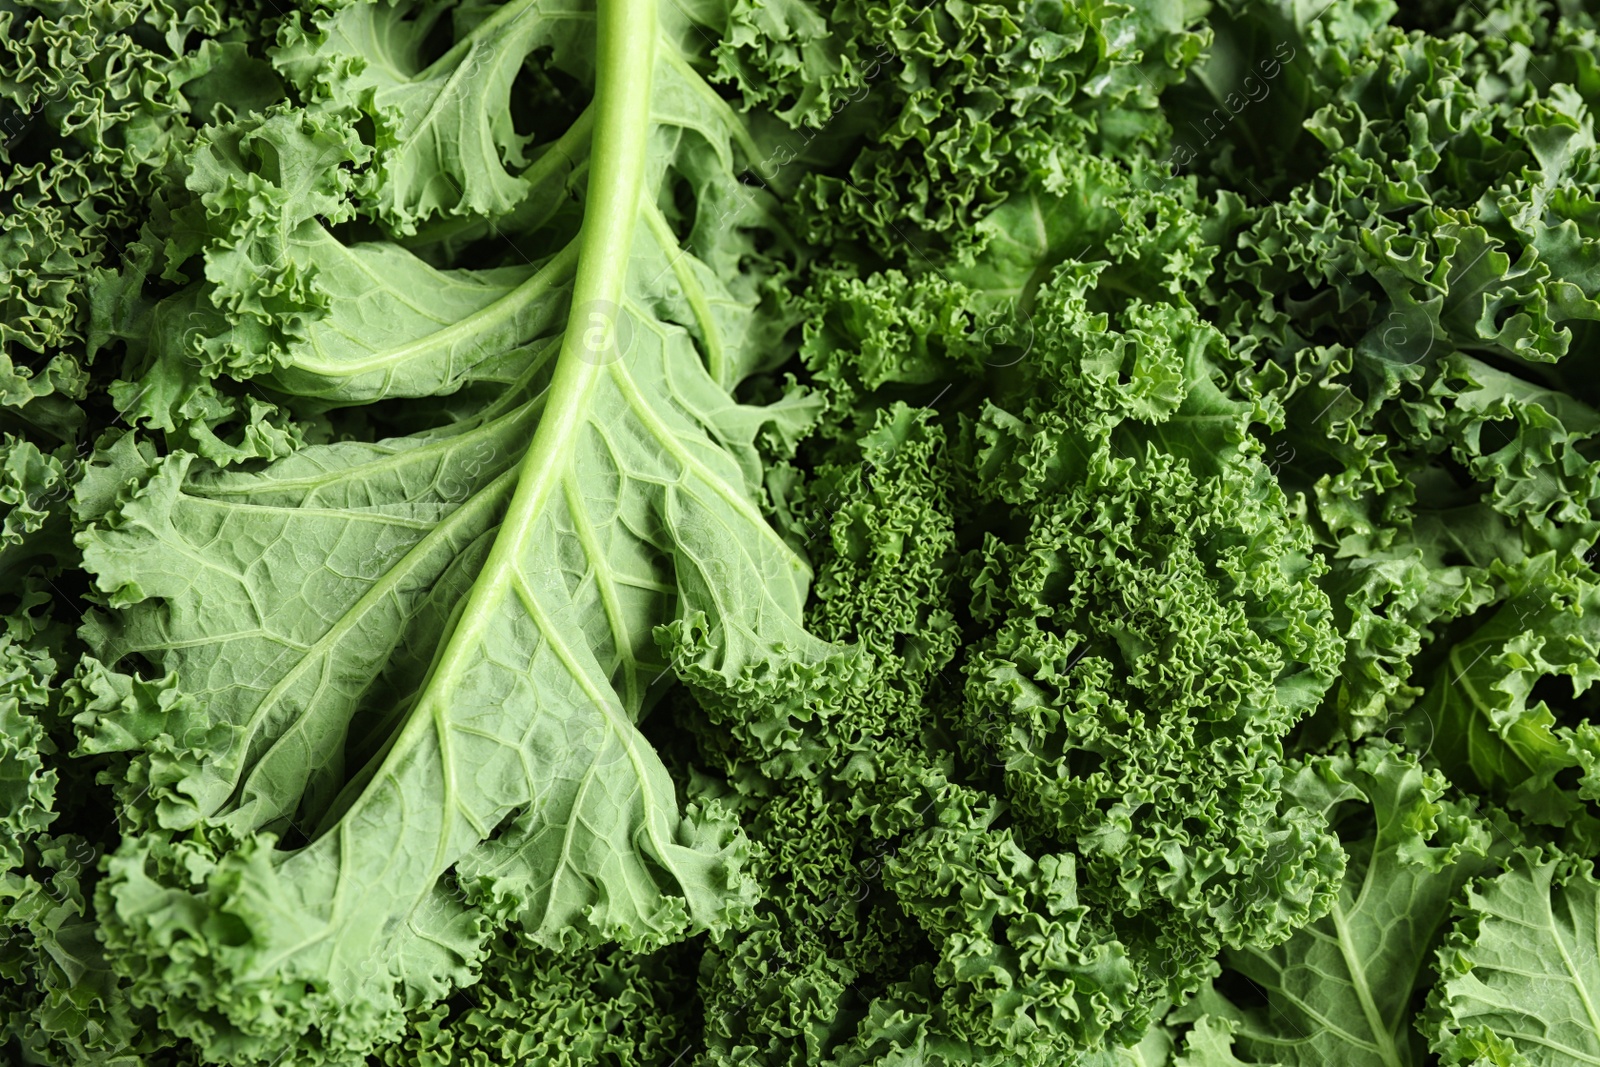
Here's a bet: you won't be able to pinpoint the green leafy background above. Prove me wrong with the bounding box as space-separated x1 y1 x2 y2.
7 0 1600 1065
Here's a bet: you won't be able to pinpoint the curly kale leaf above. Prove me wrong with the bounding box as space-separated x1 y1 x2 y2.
70 1 842 1061
957 257 1344 1017
702 0 1210 258
1430 847 1600 1066
1187 741 1517 1066
1 0 285 446
1193 1 1600 742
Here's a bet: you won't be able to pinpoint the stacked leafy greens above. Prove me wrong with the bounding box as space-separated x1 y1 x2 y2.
7 0 1600 1063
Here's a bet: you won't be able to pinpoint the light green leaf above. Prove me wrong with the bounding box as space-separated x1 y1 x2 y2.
1432 849 1600 1066
84 222 818 1062
1174 1016 1268 1067
274 0 572 232
76 1 839 1061
1216 742 1507 1067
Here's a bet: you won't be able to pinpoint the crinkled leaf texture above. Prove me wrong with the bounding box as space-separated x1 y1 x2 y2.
0 606 59 874
702 0 1210 256
0 0 282 445
1203 5 1600 744
69 0 838 1060
774 152 1347 1052
943 169 1343 1024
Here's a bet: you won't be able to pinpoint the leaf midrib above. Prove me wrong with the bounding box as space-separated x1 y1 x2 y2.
1327 901 1405 1067
336 0 660 884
